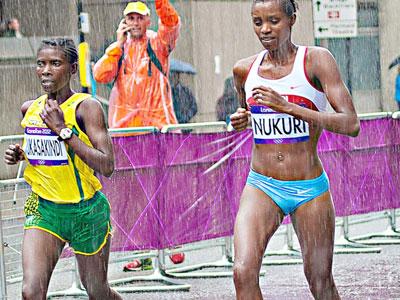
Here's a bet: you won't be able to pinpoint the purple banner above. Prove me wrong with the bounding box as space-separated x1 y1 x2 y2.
101 118 400 251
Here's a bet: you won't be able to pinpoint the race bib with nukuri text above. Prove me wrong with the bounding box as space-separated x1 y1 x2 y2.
250 105 309 144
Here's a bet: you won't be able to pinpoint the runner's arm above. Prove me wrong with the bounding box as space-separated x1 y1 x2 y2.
68 99 114 177
3 100 34 165
230 58 253 131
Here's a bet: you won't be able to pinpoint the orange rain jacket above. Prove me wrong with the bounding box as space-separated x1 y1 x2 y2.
93 0 180 129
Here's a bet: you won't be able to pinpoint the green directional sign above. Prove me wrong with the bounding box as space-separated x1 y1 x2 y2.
313 0 357 38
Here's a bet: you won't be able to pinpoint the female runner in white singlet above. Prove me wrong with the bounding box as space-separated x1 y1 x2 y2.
230 1 359 299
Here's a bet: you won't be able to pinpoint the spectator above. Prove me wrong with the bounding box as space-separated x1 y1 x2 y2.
2 18 23 38
216 76 239 122
93 0 180 129
0 21 6 36
170 70 198 124
94 1 185 271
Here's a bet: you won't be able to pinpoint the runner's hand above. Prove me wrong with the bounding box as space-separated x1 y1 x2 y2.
252 86 290 113
4 144 24 165
39 99 66 135
230 108 251 131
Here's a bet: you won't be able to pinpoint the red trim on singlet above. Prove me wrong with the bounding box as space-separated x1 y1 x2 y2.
246 97 257 107
303 47 324 93
244 56 258 84
286 94 319 111
247 94 318 111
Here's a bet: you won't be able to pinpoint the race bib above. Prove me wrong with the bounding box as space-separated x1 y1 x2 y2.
23 127 69 166
251 106 309 144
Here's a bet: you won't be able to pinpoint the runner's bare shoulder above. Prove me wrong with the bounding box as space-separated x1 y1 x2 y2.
76 96 107 127
233 55 258 84
305 46 337 75
76 96 104 114
21 99 36 116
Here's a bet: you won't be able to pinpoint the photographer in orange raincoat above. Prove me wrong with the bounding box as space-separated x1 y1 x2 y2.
93 1 180 129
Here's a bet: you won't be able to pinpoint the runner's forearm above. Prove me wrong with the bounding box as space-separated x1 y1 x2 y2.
64 135 114 177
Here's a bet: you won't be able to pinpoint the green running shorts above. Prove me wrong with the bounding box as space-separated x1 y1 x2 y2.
24 191 111 255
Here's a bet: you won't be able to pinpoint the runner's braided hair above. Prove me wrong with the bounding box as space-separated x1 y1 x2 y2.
253 0 298 17
37 38 78 65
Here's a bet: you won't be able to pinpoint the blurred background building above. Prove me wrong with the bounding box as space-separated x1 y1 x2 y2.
0 0 398 134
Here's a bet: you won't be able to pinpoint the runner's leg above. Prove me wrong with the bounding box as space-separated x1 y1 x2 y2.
76 237 122 300
22 229 65 299
233 185 284 300
291 191 340 300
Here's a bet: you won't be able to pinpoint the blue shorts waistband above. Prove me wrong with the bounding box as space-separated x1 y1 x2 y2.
248 169 329 186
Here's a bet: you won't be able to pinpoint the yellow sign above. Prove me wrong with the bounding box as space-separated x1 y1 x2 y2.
78 42 91 88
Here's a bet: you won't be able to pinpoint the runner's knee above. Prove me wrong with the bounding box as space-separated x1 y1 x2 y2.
304 263 335 295
82 280 112 300
233 260 260 288
308 274 336 298
22 281 47 300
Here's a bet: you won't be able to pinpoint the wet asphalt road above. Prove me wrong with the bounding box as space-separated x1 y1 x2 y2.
4 214 400 299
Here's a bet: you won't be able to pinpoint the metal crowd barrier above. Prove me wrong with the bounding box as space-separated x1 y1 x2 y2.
109 250 191 294
0 135 24 143
106 122 260 283
165 237 236 278
349 210 400 245
0 178 31 300
0 199 7 300
262 224 303 264
332 111 399 253
108 126 159 135
161 121 227 133
1 111 399 299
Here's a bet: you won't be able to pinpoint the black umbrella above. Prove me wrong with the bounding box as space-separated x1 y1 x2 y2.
389 56 400 69
170 59 197 74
